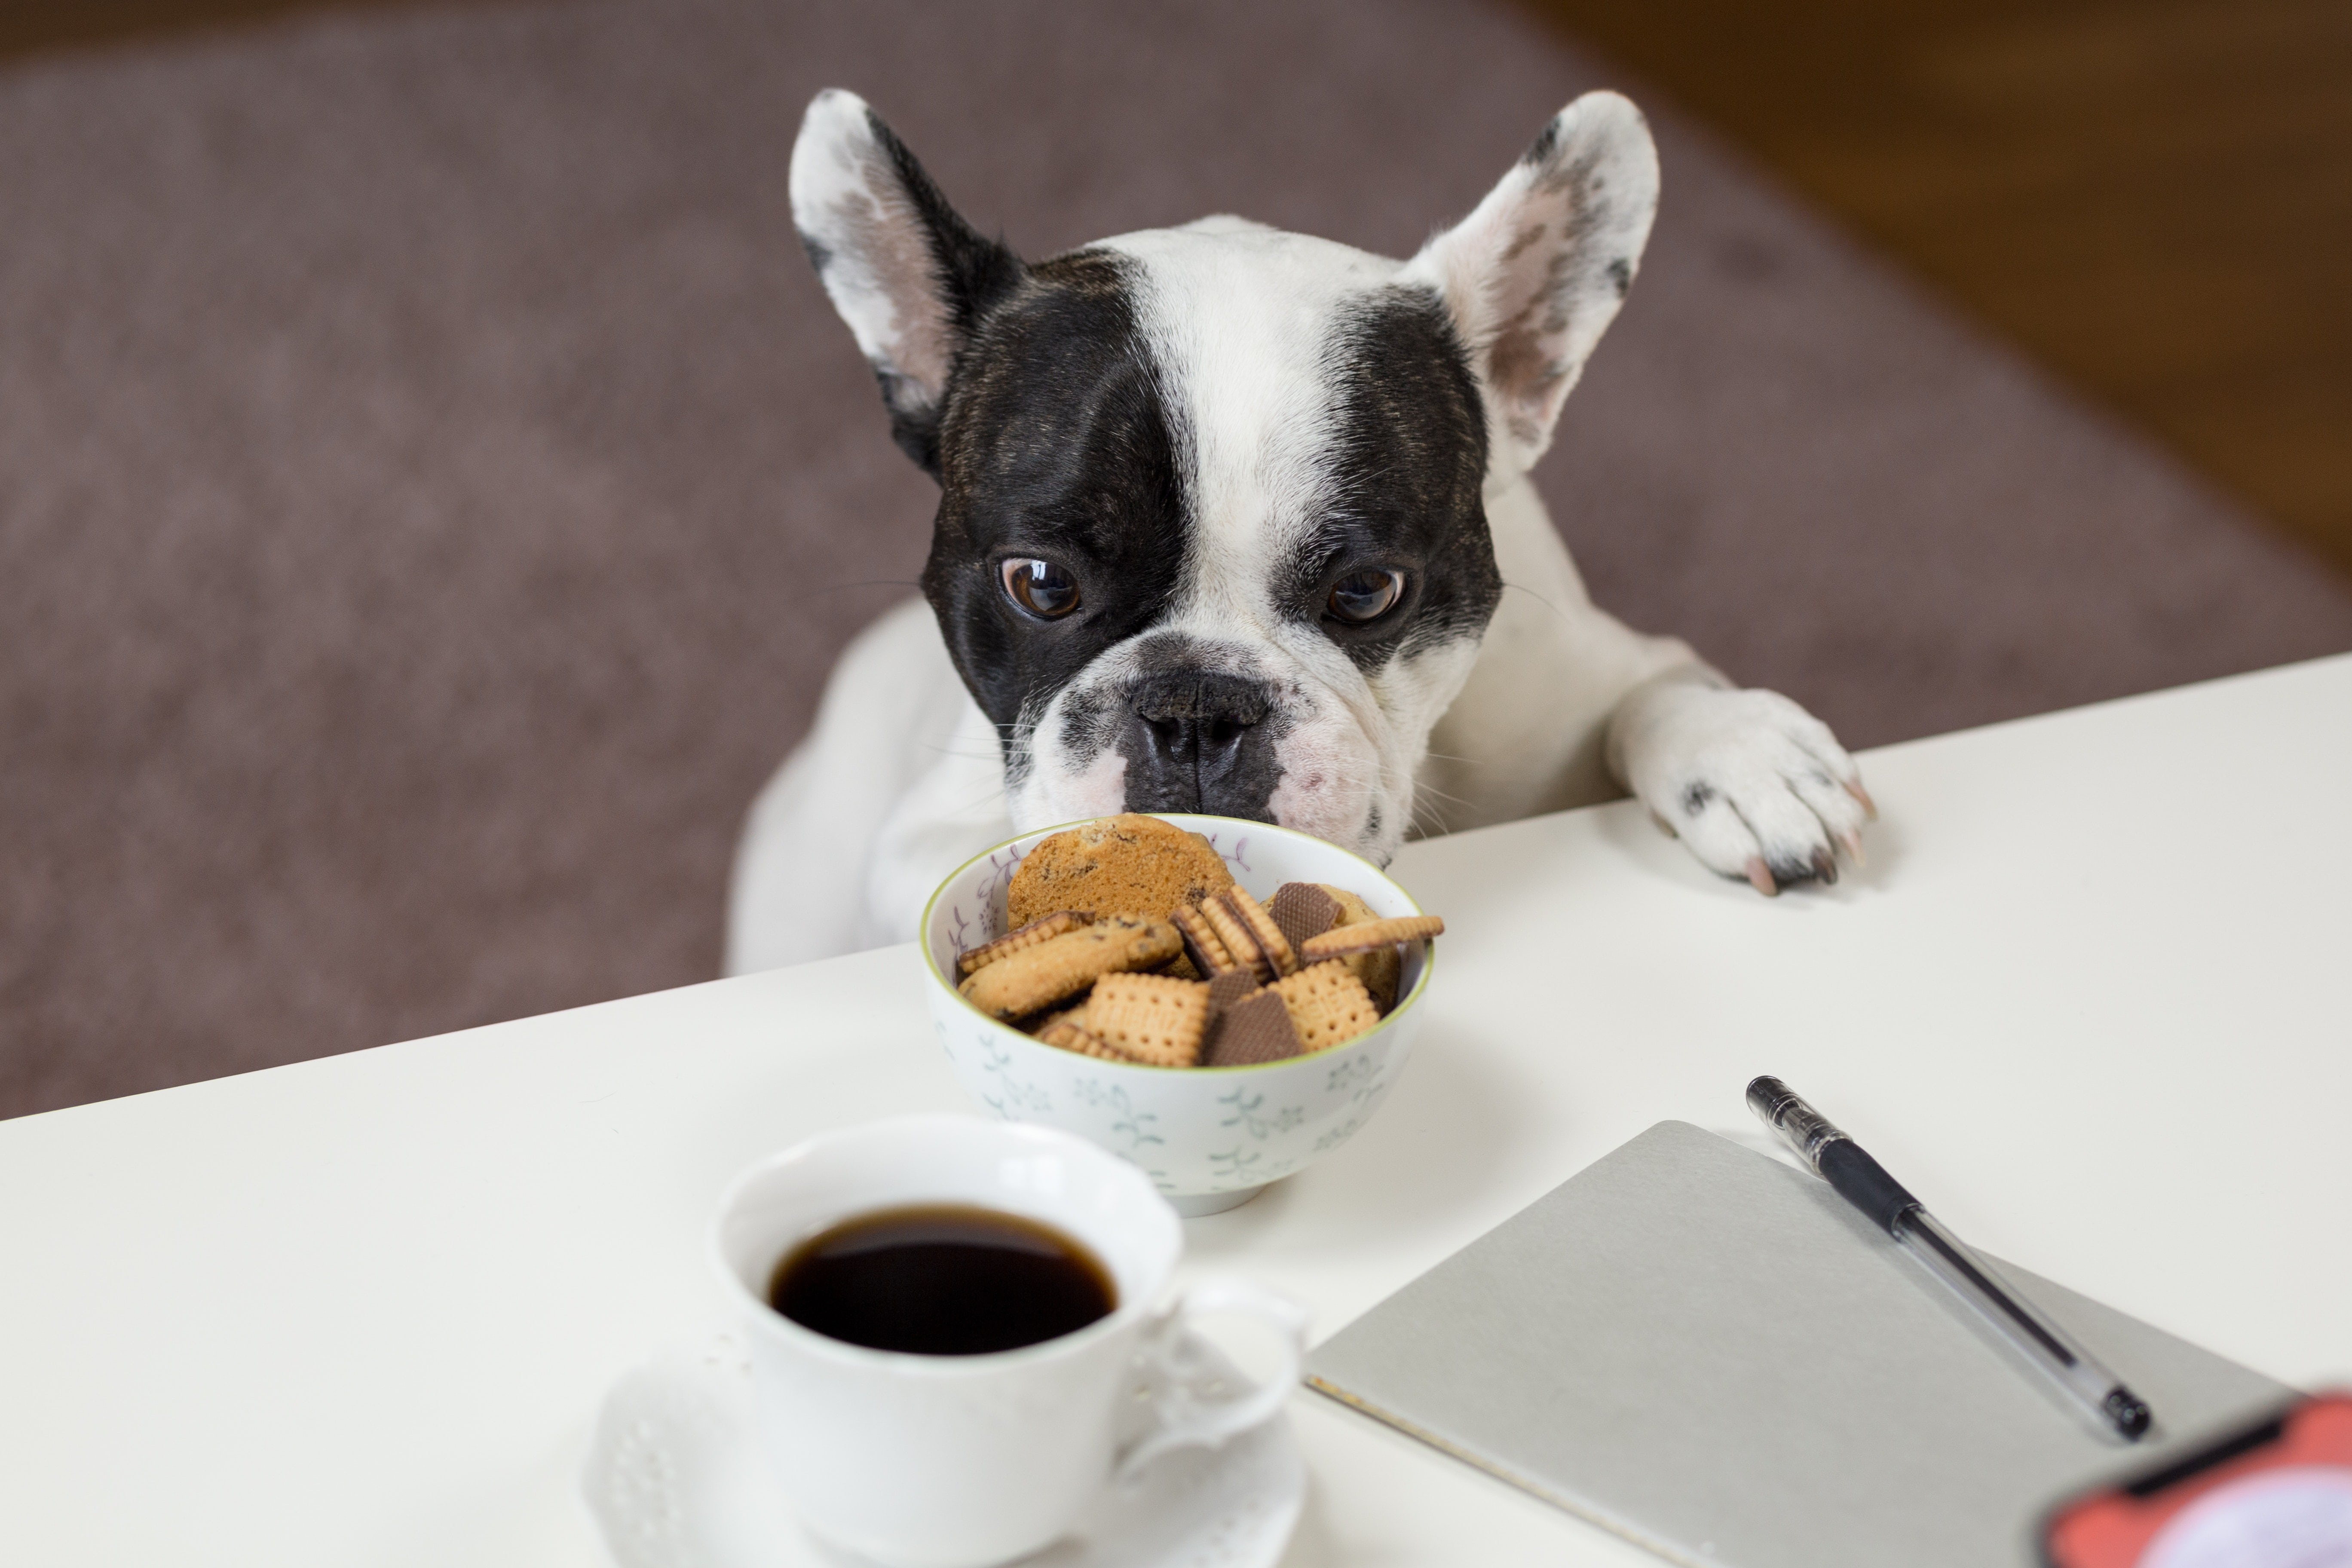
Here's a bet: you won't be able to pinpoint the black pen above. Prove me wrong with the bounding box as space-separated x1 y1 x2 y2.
1746 1075 2153 1443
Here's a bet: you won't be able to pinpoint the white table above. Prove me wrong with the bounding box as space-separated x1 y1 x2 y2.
3 655 2347 1567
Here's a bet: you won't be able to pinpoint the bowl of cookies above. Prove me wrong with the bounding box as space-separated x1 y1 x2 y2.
919 813 1441 1215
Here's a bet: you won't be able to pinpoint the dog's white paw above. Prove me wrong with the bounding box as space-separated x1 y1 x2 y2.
1610 680 1873 894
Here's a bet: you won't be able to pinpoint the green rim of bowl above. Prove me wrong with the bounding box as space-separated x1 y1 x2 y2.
920 814 1432 1076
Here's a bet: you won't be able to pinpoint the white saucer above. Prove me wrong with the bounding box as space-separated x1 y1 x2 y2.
580 1327 1306 1568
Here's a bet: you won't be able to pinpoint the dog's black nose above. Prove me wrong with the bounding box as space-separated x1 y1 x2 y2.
1123 671 1282 819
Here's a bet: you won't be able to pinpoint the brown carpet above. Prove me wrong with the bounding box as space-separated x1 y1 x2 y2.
4 0 2349 1120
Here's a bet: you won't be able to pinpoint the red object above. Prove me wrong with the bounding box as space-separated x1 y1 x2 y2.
2044 1393 2352 1566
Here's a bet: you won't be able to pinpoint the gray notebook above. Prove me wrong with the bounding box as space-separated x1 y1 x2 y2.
1306 1121 2286 1567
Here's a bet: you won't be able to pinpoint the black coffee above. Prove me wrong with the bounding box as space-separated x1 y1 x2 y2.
768 1204 1116 1355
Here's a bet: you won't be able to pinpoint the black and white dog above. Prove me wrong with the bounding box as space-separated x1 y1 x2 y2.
728 89 1871 971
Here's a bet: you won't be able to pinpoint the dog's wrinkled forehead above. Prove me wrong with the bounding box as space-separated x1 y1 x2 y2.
1099 221 1489 626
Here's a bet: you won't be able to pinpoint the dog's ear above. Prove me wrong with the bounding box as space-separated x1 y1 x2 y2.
790 90 1025 475
1403 92 1660 480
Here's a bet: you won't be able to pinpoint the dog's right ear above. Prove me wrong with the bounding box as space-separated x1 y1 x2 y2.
790 90 1025 475
1403 92 1660 483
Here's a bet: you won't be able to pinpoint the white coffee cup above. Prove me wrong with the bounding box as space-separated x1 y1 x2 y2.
710 1115 1308 1568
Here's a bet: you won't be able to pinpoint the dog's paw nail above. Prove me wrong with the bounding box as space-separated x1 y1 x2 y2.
1810 848 1838 885
1650 810 1678 839
1846 779 1878 821
1836 828 1865 867
1744 857 1778 897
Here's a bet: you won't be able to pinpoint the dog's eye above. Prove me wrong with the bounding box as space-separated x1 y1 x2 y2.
1001 558 1081 619
1327 569 1405 624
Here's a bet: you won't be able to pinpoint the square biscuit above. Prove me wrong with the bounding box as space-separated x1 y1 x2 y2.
1318 884 1401 1014
1087 973 1211 1067
1272 960 1381 1053
1199 895 1271 983
1268 882 1342 954
1038 1018 1134 1063
1171 903 1241 978
1221 886 1298 976
1203 988 1300 1066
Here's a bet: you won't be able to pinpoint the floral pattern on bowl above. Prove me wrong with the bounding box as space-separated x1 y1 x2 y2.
920 815 1432 1216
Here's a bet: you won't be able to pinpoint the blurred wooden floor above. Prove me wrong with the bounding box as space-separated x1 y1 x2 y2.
6 0 2348 574
1529 0 2352 573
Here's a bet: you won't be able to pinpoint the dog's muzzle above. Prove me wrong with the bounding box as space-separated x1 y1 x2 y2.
1121 669 1283 820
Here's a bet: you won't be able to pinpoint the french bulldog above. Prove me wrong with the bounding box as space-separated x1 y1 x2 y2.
727 89 1872 971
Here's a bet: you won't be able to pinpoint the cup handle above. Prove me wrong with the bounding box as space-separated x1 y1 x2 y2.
1115 1276 1309 1483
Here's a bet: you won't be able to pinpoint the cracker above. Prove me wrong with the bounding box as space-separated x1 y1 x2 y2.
1038 1019 1132 1063
1268 882 1342 955
1318 885 1400 1013
1006 814 1236 927
1322 885 1379 925
1221 886 1297 977
1087 973 1210 1067
1299 915 1445 962
1171 903 1240 978
1272 960 1381 1053
958 916 1181 1020
1203 988 1300 1067
958 910 1091 977
1199 895 1271 983
1026 1001 1090 1037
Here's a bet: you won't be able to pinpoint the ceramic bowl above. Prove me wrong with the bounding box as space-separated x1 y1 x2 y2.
919 815 1433 1216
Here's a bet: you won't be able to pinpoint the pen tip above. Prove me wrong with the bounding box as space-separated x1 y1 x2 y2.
2106 1388 2153 1441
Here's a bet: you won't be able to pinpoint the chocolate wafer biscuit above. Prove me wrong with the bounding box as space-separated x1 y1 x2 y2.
1205 968 1259 1015
1221 886 1298 977
958 915 1180 1020
1087 973 1210 1067
1272 960 1380 1053
958 910 1091 976
1203 987 1300 1066
1268 882 1342 955
1196 968 1261 1062
1006 814 1234 928
1170 903 1240 978
1198 895 1271 983
1299 915 1445 962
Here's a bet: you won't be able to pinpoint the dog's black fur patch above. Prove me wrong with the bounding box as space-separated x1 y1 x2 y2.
1286 285 1500 673
1523 118 1561 167
917 249 1195 774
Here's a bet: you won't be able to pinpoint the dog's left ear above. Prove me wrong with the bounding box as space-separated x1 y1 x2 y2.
1403 92 1660 480
790 89 1026 475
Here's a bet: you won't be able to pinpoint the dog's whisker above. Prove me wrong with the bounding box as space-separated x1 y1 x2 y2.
1497 579 1574 626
